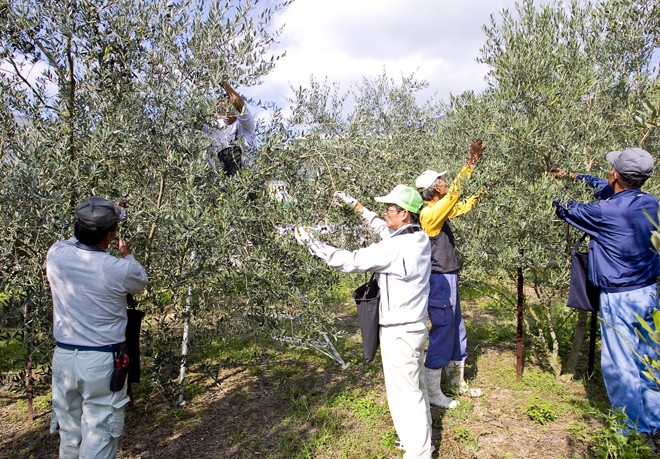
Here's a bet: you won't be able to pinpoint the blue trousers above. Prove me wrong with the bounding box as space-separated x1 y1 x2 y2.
599 284 660 434
424 272 467 369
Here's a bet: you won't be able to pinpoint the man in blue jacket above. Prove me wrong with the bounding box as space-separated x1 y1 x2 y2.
553 147 659 436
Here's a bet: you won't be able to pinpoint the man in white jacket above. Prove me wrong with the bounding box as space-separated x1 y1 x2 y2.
296 185 433 459
201 80 258 175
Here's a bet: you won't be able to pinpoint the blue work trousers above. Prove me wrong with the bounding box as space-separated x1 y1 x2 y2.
599 284 660 434
424 272 467 369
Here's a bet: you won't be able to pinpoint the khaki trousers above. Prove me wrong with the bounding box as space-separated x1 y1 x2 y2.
52 347 130 459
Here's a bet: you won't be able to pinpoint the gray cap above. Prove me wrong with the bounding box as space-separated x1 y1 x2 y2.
75 196 127 231
605 147 654 178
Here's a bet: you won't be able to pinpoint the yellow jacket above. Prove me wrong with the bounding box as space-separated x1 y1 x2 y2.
420 164 479 237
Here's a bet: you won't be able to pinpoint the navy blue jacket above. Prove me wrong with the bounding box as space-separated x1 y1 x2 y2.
555 174 659 292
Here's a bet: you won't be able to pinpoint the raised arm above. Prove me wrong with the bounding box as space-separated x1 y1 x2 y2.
220 80 246 113
334 191 391 239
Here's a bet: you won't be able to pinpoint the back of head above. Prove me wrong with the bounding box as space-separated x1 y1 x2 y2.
606 147 654 188
415 170 447 191
415 170 448 201
74 221 117 246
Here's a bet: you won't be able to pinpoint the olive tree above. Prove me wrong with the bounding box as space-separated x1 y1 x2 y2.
0 0 303 404
447 0 659 378
283 0 659 381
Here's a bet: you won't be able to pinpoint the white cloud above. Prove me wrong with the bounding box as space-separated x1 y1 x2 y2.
249 0 523 117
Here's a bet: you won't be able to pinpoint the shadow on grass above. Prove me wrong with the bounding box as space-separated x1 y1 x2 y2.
462 296 518 386
4 287 614 459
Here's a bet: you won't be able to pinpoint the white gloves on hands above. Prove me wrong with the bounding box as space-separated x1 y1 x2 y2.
294 226 314 246
333 191 357 207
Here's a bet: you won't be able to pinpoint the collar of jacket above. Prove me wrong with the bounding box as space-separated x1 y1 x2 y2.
392 224 421 237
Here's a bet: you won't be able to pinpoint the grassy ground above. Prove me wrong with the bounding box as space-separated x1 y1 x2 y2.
2 291 658 458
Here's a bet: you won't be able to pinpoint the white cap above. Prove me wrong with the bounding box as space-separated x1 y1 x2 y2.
415 170 448 190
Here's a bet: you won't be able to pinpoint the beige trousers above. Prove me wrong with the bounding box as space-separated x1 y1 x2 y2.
52 347 130 459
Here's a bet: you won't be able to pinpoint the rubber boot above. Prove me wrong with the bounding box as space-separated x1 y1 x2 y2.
425 367 459 409
444 359 469 395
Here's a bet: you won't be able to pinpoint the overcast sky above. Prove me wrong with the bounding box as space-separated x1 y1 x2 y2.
249 0 524 118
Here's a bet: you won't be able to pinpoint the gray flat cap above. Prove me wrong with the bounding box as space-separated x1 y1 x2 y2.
606 147 654 178
75 196 127 231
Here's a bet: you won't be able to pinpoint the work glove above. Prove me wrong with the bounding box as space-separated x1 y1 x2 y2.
552 200 568 219
294 226 315 246
333 191 357 208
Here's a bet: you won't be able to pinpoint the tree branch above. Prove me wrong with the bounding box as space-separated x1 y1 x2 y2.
6 57 58 112
66 32 76 159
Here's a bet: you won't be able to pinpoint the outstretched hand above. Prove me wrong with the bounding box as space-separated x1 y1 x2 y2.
549 168 577 180
118 238 131 257
333 191 358 207
467 138 486 166
294 226 314 246
220 80 244 112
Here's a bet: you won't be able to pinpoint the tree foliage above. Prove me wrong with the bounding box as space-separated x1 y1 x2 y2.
454 0 659 376
0 0 320 397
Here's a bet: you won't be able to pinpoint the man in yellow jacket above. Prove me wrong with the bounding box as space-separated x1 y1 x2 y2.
414 138 485 408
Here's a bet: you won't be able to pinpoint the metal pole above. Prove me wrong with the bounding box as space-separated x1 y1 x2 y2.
178 284 192 407
516 249 524 381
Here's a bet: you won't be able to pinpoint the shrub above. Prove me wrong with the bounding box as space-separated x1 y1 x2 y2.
526 396 557 425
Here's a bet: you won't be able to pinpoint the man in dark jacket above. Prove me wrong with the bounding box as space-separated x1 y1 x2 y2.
553 147 659 435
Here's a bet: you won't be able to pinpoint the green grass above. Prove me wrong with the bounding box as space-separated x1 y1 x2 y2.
469 320 517 344
515 368 567 395
7 395 51 422
526 396 557 424
329 389 387 423
443 397 474 423
587 410 659 459
452 425 480 450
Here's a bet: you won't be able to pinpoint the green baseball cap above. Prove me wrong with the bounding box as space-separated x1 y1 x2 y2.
374 185 423 214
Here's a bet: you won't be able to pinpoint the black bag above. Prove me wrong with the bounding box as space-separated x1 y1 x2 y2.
567 234 600 312
352 273 380 362
126 307 145 384
217 144 243 176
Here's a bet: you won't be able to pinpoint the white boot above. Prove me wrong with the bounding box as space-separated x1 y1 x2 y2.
425 367 459 409
444 360 469 395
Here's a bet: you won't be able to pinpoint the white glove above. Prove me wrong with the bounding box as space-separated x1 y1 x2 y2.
294 226 314 245
333 191 357 207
